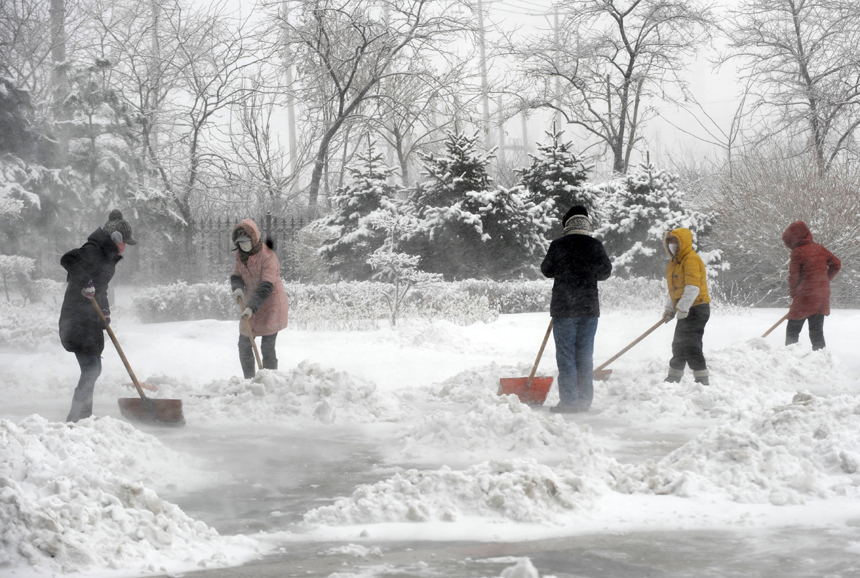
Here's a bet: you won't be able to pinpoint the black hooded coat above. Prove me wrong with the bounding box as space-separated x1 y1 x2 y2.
59 228 122 355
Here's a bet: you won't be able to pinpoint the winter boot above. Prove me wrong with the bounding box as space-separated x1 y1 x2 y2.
238 335 257 379
664 366 683 383
693 369 710 386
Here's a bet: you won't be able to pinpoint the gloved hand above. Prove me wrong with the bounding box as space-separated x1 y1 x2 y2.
231 288 245 304
100 308 111 329
241 307 253 320
662 308 675 323
81 280 95 299
676 309 689 320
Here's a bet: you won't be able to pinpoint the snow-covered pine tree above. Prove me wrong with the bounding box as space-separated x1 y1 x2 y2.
517 127 597 236
593 160 717 279
404 132 553 279
317 141 400 280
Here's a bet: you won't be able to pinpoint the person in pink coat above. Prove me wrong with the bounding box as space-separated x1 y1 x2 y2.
781 221 841 350
230 219 289 378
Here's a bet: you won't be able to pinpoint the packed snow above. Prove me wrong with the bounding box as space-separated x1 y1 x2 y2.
2 304 860 576
0 416 263 575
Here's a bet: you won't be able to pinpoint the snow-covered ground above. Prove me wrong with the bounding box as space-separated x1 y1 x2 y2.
2 287 860 577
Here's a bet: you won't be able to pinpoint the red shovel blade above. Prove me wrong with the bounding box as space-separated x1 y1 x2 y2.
498 377 554 405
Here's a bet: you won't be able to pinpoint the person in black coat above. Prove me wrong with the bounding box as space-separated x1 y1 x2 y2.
59 209 137 422
541 205 612 413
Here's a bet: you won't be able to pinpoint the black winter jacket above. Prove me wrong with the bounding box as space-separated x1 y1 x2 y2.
59 228 122 355
541 233 612 317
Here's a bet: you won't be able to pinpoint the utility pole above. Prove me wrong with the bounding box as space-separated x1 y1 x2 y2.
150 0 161 167
283 1 299 193
497 95 505 167
476 0 491 148
50 0 68 166
553 7 562 132
520 110 529 156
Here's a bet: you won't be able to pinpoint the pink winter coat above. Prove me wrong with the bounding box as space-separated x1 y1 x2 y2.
232 219 289 336
782 221 841 320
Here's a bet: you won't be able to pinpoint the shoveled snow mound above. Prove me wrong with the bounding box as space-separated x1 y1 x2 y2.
179 362 409 425
390 394 609 465
615 392 860 505
303 459 609 525
0 415 261 574
423 364 560 407
595 340 850 421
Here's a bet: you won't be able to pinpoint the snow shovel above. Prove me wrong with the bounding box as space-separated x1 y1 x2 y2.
498 319 554 405
762 313 789 338
593 317 668 381
89 297 185 426
237 296 263 370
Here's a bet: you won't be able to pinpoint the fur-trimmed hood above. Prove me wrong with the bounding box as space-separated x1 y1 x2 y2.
663 227 694 261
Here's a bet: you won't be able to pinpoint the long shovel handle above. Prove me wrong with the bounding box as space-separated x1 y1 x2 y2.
238 297 263 370
595 318 666 372
762 313 789 338
89 297 147 400
526 319 554 389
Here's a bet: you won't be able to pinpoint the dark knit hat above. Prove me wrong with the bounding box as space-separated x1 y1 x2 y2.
562 205 588 227
103 209 137 245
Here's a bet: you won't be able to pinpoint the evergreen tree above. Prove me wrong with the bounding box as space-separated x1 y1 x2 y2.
593 160 716 279
517 127 596 235
317 142 399 280
404 132 553 280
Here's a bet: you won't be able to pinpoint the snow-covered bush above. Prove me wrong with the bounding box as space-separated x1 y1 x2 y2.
133 281 236 323
403 132 552 280
0 300 58 349
316 143 400 280
133 277 663 327
0 254 35 302
593 161 718 279
710 152 860 307
517 127 596 237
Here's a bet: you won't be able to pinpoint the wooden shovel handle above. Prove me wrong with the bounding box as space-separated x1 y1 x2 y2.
595 317 666 372
238 296 263 370
89 297 147 400
762 313 789 338
526 319 554 389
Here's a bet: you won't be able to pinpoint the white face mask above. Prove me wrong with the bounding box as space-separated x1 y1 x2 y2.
669 242 679 256
239 240 253 252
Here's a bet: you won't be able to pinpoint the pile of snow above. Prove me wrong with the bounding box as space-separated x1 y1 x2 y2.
423 364 558 406
303 458 609 525
390 393 607 465
615 392 860 505
595 340 851 421
176 362 409 425
0 415 260 574
500 557 544 578
324 543 383 558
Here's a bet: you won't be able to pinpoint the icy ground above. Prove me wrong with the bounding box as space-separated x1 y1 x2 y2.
2 289 860 578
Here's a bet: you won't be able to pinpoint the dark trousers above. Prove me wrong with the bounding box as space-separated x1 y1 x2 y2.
670 303 710 372
786 314 825 350
238 332 279 379
67 353 102 422
553 316 599 410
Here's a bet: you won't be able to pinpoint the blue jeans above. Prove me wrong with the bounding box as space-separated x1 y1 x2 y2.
67 353 102 422
553 317 598 410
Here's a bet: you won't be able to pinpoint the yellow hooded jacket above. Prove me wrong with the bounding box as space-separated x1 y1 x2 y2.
664 228 710 308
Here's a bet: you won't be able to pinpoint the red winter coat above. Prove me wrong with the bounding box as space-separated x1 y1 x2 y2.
781 221 841 320
232 219 290 336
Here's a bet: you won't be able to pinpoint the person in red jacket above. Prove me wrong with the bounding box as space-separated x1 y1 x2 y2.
781 221 841 350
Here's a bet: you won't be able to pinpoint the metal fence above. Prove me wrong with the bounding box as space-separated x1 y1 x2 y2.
114 214 310 285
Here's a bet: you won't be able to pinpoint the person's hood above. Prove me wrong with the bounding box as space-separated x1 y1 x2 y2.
91 228 122 261
663 227 694 260
782 220 813 250
232 219 261 246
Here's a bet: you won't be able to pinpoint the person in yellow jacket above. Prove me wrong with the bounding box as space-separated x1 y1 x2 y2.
661 228 711 385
